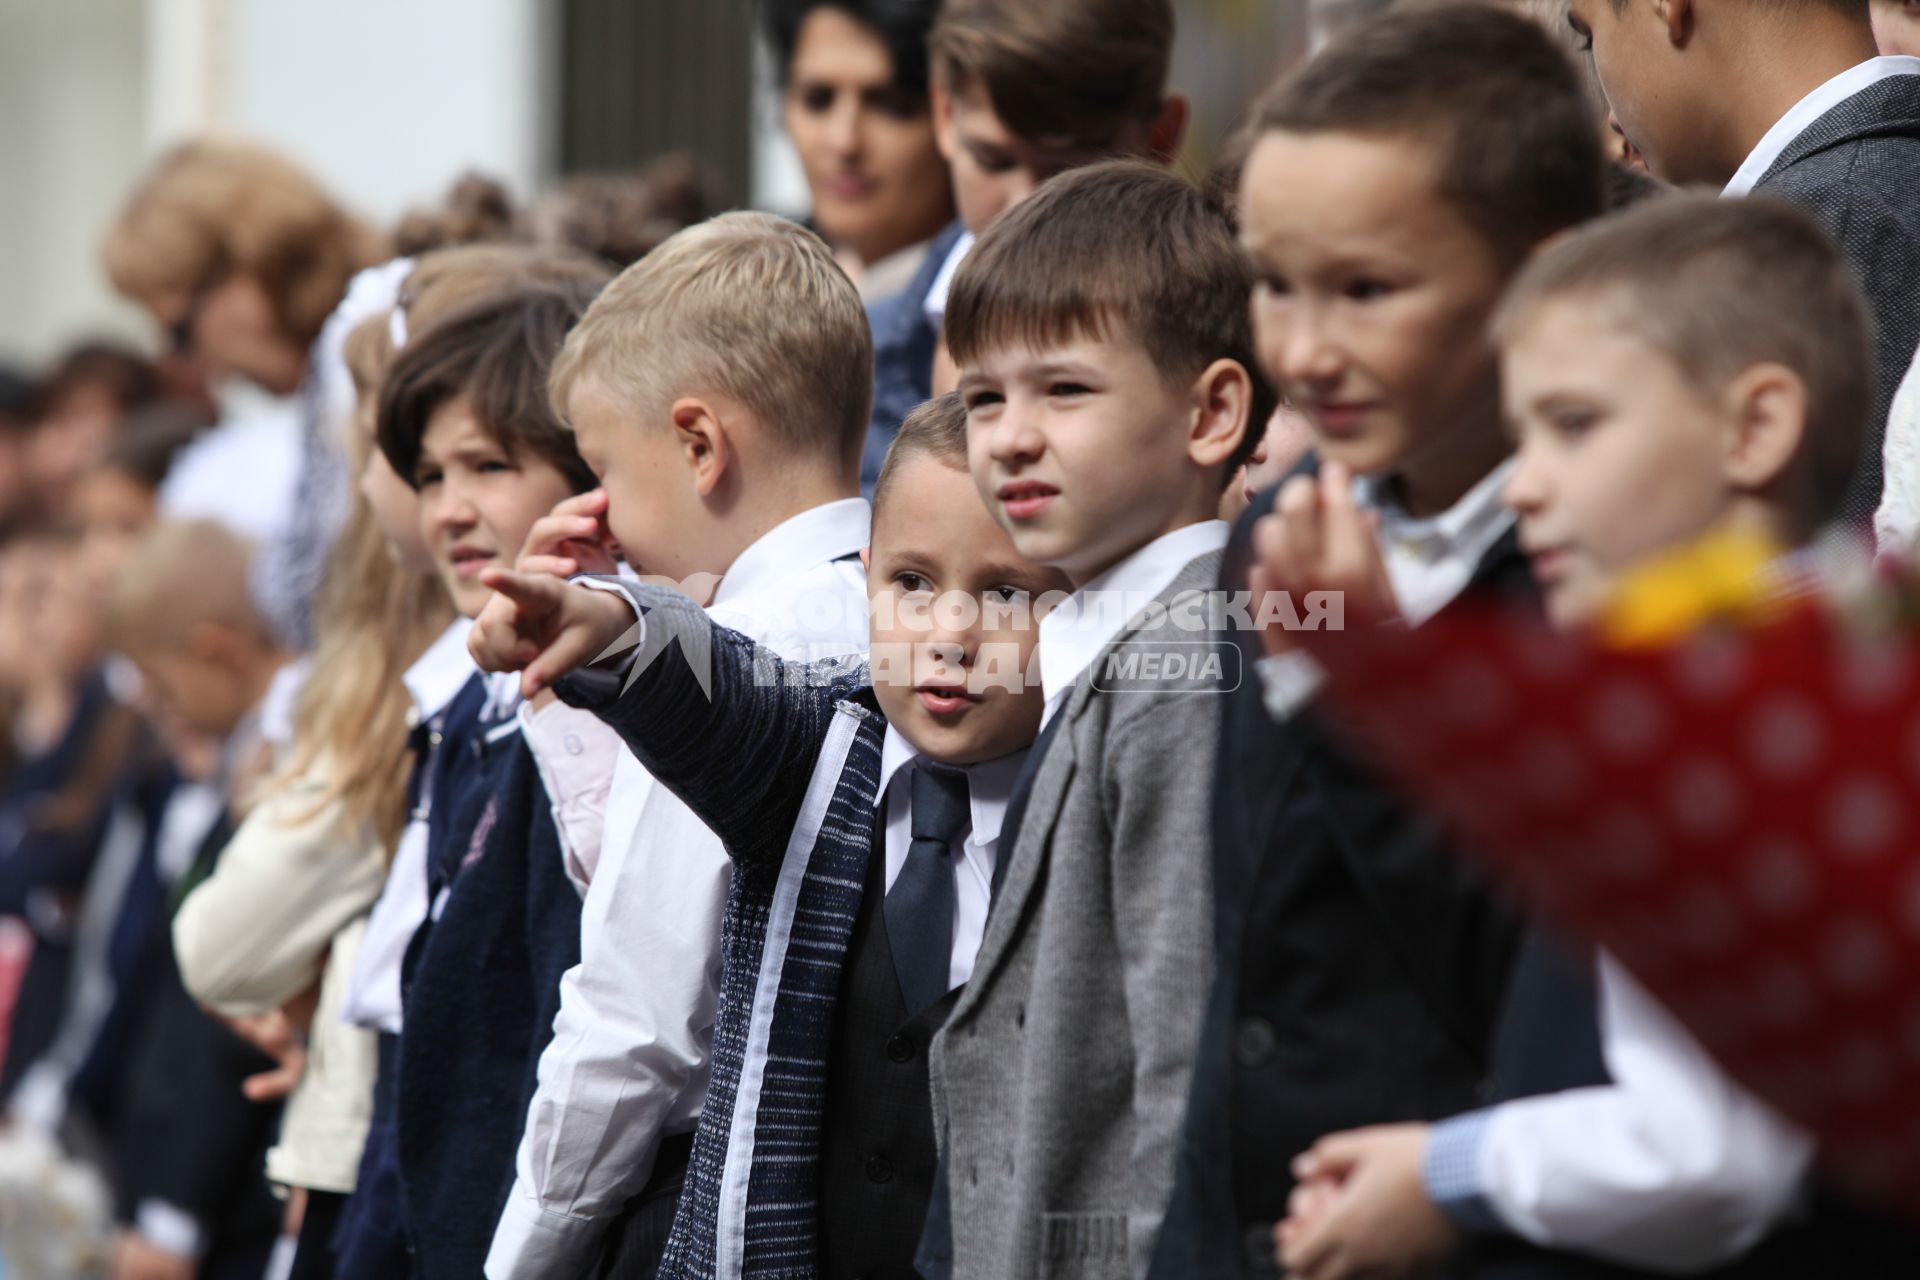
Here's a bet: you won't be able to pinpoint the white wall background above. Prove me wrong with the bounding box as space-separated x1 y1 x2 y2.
0 0 151 366
0 0 552 367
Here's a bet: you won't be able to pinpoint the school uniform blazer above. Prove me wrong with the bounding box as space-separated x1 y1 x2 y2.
863 218 969 493
1150 489 1533 1280
1751 72 1920 525
554 585 889 1280
929 553 1225 1280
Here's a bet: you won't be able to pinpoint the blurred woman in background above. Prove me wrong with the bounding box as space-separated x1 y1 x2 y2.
762 0 955 297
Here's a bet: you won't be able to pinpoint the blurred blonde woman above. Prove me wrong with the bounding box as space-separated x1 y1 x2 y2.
170 241 615 1280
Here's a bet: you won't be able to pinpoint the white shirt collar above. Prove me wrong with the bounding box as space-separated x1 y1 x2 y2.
711 498 871 608
877 724 1027 850
402 618 476 724
923 230 977 323
1354 459 1518 626
1723 56 1920 196
1038 520 1230 713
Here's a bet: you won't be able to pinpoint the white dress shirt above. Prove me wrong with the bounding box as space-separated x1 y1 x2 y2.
487 499 872 1280
520 699 625 894
1723 56 1920 196
339 618 474 1035
1428 953 1814 1272
922 230 976 322
1038 520 1231 726
1260 463 1518 722
1355 459 1518 628
157 382 305 548
1875 340 1920 555
875 731 1026 992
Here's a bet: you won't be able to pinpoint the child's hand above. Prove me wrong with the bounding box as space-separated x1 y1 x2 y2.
220 1008 308 1103
469 569 639 700
1277 1124 1460 1280
516 488 620 580
112 1232 195 1280
1249 461 1396 657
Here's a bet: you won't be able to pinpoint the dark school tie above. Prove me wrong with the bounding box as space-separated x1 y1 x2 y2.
886 763 971 1018
915 716 1066 1280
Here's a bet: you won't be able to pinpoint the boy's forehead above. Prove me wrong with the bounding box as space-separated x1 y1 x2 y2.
1242 128 1455 251
871 459 1001 556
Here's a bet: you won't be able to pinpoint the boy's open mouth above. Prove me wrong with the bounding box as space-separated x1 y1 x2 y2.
448 544 497 579
915 682 982 715
997 480 1060 520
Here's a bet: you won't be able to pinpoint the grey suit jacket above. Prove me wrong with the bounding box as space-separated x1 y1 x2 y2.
1753 71 1920 526
930 553 1226 1280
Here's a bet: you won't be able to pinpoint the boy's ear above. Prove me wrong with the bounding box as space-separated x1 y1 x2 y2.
858 546 871 573
931 79 958 163
1653 0 1693 47
1720 362 1807 495
1146 95 1190 165
669 397 734 499
1187 358 1253 471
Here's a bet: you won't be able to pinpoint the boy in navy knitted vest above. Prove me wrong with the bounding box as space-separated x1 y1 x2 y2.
468 394 1069 1280
361 278 608 1279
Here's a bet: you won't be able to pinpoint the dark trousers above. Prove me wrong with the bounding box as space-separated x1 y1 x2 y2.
594 1133 695 1280
289 1189 346 1280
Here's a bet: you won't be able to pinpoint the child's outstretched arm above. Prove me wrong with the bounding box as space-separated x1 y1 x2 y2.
478 568 866 867
470 568 639 700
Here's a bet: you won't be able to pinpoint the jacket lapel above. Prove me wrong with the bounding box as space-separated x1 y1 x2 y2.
952 551 1224 1015
951 721 1077 1022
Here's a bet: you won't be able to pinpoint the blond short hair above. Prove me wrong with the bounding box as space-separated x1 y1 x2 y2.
105 520 267 656
548 211 873 474
1495 193 1870 539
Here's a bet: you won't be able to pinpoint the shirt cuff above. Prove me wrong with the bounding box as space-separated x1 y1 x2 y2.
1258 651 1324 722
135 1199 208 1261
485 1182 609 1280
1424 1111 1508 1237
576 577 646 674
8 1063 67 1135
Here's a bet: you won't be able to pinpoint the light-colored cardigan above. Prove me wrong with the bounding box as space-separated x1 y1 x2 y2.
172 765 388 1194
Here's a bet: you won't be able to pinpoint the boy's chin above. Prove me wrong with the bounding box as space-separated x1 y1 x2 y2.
892 699 1030 768
443 575 494 620
1311 434 1402 481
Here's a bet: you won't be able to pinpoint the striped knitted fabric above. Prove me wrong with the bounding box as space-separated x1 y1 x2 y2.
567 588 887 1280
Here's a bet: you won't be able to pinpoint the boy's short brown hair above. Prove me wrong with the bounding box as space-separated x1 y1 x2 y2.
873 392 969 518
944 159 1276 475
378 277 609 493
930 0 1173 152
547 211 872 478
106 519 265 657
1256 3 1604 265
1495 193 1870 537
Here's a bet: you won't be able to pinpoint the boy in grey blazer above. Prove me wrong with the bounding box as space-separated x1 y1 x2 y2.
1568 0 1920 527
929 160 1276 1279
